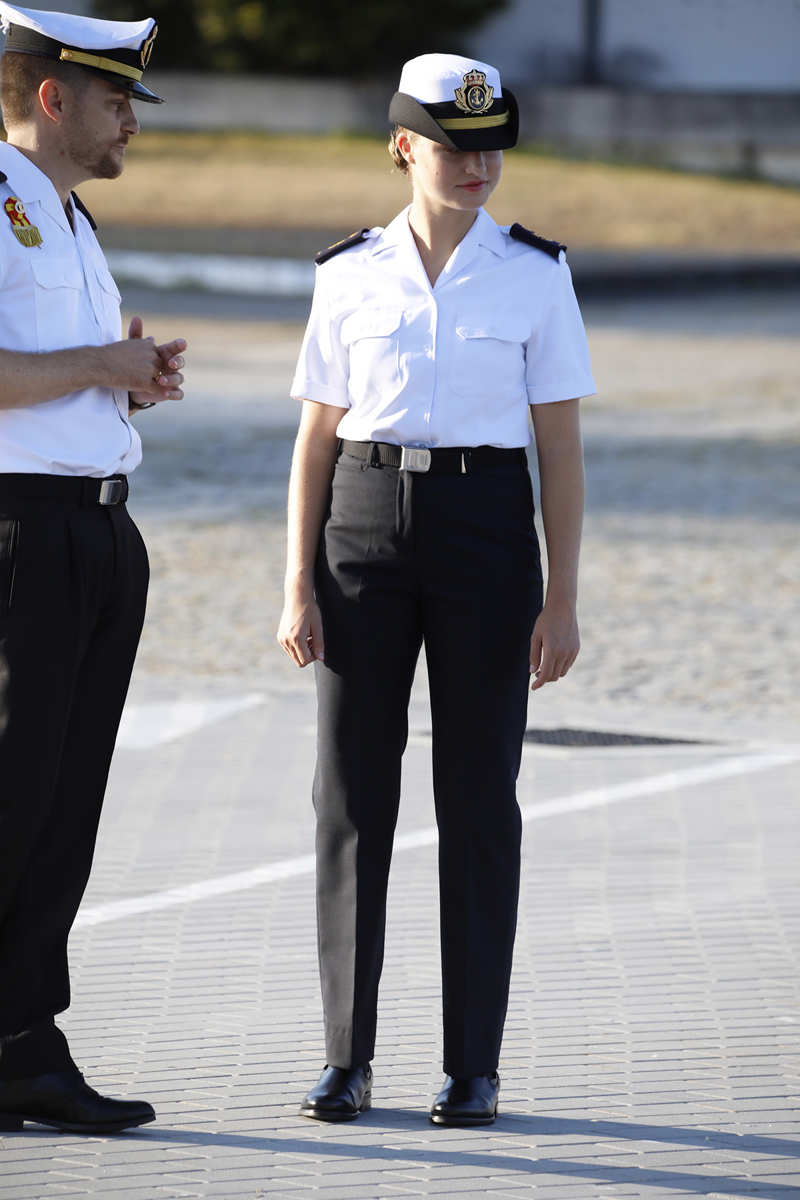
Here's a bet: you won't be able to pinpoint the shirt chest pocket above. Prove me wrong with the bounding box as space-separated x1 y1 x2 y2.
451 315 529 398
340 307 406 400
30 256 85 352
89 264 123 340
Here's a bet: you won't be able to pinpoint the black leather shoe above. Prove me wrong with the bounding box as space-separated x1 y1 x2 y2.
299 1063 372 1121
0 1070 155 1134
430 1072 500 1126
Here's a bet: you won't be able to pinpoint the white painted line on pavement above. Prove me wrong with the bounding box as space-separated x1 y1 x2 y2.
117 695 266 749
75 750 799 929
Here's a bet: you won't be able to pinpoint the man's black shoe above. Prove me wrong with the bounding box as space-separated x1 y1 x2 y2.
0 1069 156 1134
430 1072 500 1126
299 1063 372 1121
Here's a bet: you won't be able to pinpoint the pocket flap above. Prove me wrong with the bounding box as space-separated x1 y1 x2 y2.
341 308 403 343
30 256 84 291
456 317 529 343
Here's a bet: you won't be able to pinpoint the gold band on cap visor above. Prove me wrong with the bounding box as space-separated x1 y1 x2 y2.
436 111 509 130
59 48 143 81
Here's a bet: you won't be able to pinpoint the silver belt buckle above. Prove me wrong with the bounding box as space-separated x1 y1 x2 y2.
399 447 432 473
98 479 123 505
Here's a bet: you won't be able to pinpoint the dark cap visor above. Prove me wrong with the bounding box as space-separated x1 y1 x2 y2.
116 76 163 103
389 88 518 151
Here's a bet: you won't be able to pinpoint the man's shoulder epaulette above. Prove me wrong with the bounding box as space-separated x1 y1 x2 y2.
71 191 97 231
0 172 7 184
508 223 566 262
315 227 371 266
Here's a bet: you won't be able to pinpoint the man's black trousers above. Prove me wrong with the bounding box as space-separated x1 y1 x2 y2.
0 477 148 1036
313 447 543 1078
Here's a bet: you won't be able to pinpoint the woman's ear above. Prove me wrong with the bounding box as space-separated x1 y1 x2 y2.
397 130 413 166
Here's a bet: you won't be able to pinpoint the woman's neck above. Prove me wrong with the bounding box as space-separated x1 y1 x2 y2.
407 199 479 287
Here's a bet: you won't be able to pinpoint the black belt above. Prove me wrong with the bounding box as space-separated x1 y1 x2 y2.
340 440 527 475
0 474 129 506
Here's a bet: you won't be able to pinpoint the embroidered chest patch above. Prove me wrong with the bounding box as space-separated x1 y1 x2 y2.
4 197 43 248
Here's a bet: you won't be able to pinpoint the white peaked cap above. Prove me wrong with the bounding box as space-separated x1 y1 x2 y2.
0 3 154 49
397 53 504 104
0 3 162 102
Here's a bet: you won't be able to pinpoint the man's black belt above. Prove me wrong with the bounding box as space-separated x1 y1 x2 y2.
0 474 129 506
340 440 527 475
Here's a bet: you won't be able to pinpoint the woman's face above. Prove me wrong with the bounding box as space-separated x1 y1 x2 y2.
401 132 502 213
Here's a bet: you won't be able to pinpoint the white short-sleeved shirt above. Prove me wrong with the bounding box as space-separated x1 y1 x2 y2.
0 142 141 476
291 206 596 449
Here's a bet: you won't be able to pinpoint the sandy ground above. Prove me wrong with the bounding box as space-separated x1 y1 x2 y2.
78 132 800 252
124 285 800 736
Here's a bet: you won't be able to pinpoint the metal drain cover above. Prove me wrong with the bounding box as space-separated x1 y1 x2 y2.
523 728 703 748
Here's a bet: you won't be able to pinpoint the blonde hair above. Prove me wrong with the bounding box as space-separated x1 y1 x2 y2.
388 125 411 174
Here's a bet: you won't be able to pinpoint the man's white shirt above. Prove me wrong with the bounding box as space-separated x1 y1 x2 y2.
0 141 141 476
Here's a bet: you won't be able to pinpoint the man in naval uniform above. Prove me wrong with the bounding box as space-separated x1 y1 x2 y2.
0 4 186 1133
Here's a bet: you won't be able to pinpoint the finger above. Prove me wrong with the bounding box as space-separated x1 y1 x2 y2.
529 631 542 672
156 348 185 371
293 628 315 666
310 614 325 662
128 315 144 339
531 649 557 691
157 337 187 360
281 633 304 668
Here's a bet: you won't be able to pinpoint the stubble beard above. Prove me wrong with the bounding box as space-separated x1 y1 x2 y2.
92 152 124 180
64 123 125 181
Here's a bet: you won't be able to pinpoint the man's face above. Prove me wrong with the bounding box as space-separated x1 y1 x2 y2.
62 76 140 181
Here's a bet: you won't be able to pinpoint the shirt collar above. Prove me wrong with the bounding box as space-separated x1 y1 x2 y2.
0 141 73 234
472 207 507 258
370 205 414 256
371 205 507 261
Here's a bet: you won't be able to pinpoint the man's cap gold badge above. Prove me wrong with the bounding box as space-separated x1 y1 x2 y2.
140 24 158 69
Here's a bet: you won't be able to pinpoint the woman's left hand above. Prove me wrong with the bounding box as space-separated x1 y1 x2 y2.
529 600 580 691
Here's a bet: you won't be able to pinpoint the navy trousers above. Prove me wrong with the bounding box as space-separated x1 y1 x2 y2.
0 478 148 1037
313 447 543 1077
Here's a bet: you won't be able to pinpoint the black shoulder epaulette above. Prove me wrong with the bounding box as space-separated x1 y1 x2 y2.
509 223 565 261
71 191 97 231
315 227 370 265
0 172 7 184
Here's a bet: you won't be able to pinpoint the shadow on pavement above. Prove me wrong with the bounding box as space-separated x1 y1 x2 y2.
56 1113 797 1198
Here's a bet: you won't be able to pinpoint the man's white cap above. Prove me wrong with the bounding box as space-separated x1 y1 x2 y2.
0 3 163 102
389 52 517 151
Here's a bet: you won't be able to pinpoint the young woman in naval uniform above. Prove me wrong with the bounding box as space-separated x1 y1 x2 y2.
279 52 595 1127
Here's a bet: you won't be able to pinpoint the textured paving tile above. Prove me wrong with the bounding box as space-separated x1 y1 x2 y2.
1 685 799 1199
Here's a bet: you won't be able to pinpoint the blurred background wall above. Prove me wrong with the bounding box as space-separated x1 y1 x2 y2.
2 0 799 180
471 0 800 90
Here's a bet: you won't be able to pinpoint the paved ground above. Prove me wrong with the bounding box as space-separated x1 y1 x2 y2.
1 285 799 1198
1 687 798 1199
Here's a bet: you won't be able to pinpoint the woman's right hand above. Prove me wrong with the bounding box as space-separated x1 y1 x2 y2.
278 586 325 668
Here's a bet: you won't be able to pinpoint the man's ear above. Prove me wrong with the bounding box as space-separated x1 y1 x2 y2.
38 78 66 125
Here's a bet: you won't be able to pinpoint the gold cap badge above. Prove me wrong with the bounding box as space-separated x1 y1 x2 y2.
454 69 494 116
140 24 157 69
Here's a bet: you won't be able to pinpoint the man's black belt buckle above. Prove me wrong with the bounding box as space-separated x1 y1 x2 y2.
98 478 127 506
